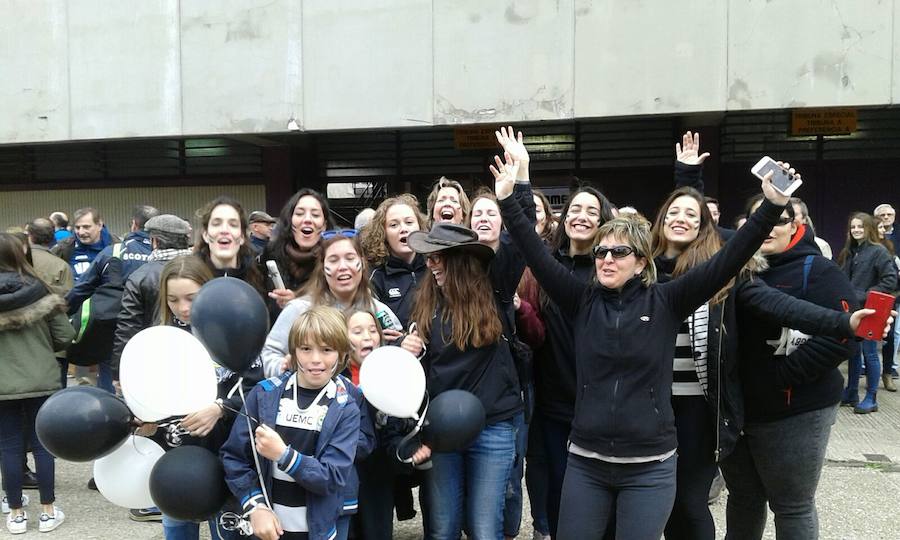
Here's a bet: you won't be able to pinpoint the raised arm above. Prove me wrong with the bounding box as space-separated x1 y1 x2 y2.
661 163 796 319
494 154 588 315
674 130 709 191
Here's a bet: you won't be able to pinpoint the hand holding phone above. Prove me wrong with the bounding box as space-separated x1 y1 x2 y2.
751 156 803 196
265 260 286 290
855 291 895 340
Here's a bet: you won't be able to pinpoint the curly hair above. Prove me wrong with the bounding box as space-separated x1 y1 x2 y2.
410 250 502 350
359 194 427 267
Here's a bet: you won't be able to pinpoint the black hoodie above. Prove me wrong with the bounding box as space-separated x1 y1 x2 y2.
737 224 858 423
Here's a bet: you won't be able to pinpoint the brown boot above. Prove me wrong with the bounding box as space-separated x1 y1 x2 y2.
883 374 897 392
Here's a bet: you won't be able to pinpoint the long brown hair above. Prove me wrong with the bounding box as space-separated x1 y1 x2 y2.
194 196 265 294
838 212 882 266
359 194 427 267
158 255 214 325
533 189 558 244
300 234 376 310
0 233 42 283
651 187 730 304
410 250 502 349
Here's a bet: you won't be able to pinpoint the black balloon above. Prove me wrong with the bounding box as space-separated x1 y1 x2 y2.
36 386 133 462
421 390 486 453
150 446 229 521
191 277 269 373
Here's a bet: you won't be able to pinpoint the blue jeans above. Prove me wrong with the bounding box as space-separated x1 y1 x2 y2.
557 453 677 540
97 361 115 394
503 413 527 537
847 339 881 397
425 416 517 540
162 514 234 540
721 405 836 540
0 397 55 508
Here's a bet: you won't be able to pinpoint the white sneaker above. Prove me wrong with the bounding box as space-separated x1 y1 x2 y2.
2 494 30 514
6 511 27 534
38 507 64 533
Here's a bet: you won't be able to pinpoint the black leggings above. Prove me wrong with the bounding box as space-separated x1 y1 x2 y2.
664 395 717 540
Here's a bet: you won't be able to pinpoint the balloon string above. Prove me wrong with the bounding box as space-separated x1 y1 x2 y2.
219 402 262 426
396 392 430 465
239 383 273 511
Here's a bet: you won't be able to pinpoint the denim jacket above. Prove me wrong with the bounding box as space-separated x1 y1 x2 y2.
220 373 361 540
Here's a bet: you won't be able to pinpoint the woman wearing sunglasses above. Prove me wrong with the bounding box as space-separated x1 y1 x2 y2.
650 183 866 540
260 230 404 378
496 151 792 539
718 196 866 540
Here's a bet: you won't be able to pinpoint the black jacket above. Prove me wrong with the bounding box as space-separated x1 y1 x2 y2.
531 249 594 425
656 255 854 459
840 242 897 304
501 192 785 458
422 183 534 426
370 254 426 330
738 225 858 423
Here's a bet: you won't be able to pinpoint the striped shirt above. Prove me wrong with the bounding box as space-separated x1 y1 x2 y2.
672 303 709 397
271 378 333 540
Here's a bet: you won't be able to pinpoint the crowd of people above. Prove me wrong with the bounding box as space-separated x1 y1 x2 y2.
0 127 898 540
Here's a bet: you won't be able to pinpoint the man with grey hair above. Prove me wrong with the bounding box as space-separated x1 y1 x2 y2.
875 203 897 245
354 207 376 230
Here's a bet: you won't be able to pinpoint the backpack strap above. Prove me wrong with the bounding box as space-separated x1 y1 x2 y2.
801 255 814 296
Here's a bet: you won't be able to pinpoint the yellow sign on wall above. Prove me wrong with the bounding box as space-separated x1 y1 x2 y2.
790 108 857 136
453 126 499 149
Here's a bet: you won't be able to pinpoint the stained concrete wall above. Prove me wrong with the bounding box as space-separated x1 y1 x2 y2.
2 0 897 144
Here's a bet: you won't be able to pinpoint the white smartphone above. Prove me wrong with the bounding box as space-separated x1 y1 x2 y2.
265 260 286 290
750 156 803 196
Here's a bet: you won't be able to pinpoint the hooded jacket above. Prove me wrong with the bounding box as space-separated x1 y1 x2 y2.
501 192 785 458
738 225 858 423
0 273 74 400
656 255 854 460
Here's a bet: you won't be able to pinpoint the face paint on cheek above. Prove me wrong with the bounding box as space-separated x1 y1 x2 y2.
353 259 362 273
324 264 335 277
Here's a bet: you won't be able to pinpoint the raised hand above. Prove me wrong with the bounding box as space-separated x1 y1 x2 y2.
495 126 529 181
675 131 710 166
760 160 797 207
490 152 520 200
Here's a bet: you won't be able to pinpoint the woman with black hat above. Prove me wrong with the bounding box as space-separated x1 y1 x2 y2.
405 179 534 539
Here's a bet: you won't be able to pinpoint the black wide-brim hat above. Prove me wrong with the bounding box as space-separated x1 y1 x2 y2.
407 223 495 262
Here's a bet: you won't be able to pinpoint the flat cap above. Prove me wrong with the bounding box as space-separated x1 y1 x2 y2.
249 211 277 224
145 214 191 236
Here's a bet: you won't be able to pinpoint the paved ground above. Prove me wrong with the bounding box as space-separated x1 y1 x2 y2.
6 362 900 539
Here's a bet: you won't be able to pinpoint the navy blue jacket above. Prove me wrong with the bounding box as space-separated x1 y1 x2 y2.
502 192 785 458
369 254 426 330
53 225 118 281
220 373 361 540
65 230 152 313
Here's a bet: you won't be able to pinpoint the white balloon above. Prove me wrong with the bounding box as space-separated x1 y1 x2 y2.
94 436 165 509
359 346 426 419
120 326 218 422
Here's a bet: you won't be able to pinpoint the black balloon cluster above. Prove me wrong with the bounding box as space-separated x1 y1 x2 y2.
35 277 269 521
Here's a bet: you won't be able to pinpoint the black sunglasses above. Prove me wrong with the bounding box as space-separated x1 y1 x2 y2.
775 217 793 226
321 229 358 240
593 245 637 259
